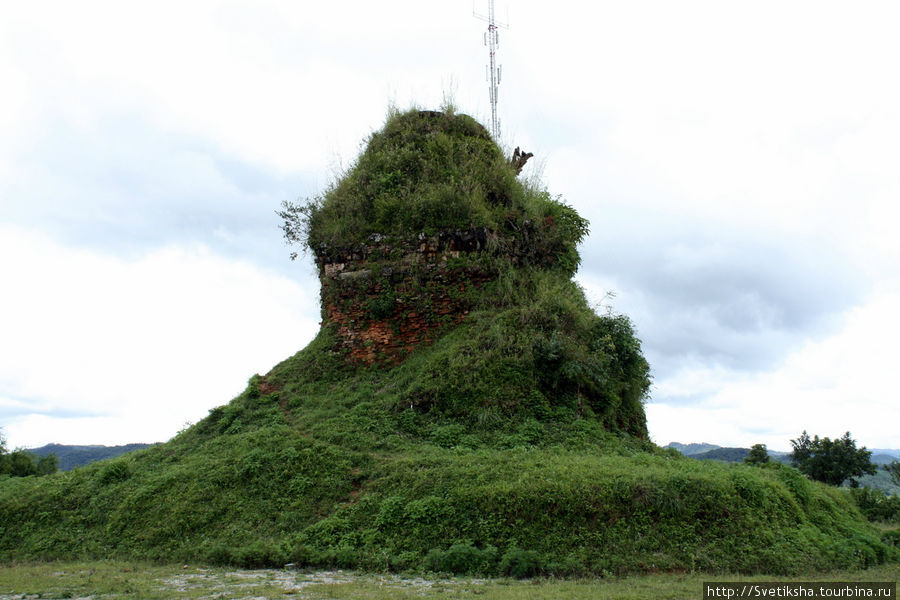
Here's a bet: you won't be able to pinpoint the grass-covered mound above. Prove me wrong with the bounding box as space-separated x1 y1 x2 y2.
1 107 895 574
0 362 895 574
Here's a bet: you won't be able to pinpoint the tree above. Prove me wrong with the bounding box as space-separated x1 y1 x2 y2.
277 197 321 261
0 430 7 475
885 460 900 487
4 449 39 477
790 431 876 487
36 454 59 476
744 443 770 465
0 430 58 477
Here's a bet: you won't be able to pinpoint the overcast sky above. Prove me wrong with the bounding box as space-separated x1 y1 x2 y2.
2 0 898 452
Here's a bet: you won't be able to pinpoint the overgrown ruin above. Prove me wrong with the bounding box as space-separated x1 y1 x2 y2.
2 108 893 576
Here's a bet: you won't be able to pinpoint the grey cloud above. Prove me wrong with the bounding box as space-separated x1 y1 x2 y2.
578 205 864 381
5 112 314 276
0 400 104 423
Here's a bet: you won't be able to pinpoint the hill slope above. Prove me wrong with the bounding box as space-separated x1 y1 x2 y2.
1 345 893 574
0 108 895 575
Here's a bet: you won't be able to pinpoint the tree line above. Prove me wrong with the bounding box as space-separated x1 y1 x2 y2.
0 433 57 477
744 431 900 489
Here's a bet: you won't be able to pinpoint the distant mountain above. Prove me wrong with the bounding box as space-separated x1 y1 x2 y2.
666 442 897 462
27 443 154 471
870 453 900 465
691 447 751 462
872 449 900 460
668 442 899 495
664 442 720 455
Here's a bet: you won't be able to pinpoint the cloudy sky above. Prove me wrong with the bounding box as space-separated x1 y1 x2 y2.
2 0 898 452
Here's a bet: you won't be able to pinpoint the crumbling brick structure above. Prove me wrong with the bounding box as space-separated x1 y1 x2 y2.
316 229 499 365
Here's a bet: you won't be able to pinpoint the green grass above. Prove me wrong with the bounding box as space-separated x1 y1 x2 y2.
1 562 897 600
1 398 895 574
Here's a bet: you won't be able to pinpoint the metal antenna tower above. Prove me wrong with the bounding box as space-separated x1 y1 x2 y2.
474 0 507 139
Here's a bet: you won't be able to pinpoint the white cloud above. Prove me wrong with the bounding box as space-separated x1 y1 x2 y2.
647 287 900 450
0 225 319 447
0 1 490 176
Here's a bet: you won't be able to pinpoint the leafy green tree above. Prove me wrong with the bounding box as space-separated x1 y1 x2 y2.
36 454 59 476
0 430 57 477
0 430 9 475
790 431 876 487
6 450 39 476
744 443 770 465
885 460 900 487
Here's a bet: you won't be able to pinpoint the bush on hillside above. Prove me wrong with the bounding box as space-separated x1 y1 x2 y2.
850 487 900 523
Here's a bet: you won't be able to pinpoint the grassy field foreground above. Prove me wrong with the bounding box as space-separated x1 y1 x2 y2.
1 561 897 600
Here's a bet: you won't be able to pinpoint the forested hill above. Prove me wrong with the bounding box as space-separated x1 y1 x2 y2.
666 442 900 465
27 444 153 471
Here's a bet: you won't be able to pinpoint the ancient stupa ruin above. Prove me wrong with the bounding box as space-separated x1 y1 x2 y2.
2 108 892 577
279 108 650 437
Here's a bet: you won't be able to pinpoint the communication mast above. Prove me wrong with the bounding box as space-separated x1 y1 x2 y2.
474 0 507 139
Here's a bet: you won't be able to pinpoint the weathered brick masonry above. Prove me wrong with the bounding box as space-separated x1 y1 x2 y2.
316 229 501 365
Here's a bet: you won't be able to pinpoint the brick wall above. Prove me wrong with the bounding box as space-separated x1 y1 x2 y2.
317 231 499 365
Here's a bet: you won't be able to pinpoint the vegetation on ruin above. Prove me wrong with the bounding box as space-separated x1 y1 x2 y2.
1 382 895 574
279 108 588 275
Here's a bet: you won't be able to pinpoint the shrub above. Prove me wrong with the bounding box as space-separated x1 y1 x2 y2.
97 461 131 485
849 487 900 523
430 424 466 448
233 541 286 568
425 541 498 574
882 529 900 548
499 546 544 578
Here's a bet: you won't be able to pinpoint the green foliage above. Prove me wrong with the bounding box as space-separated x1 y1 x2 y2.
0 415 895 574
35 454 59 476
303 109 509 248
382 271 650 437
885 460 900 487
97 460 132 484
429 424 467 448
366 284 396 320
279 108 589 276
425 541 498 575
849 487 900 523
790 431 877 487
883 529 900 549
745 444 771 465
0 433 58 478
499 546 544 578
